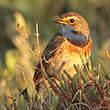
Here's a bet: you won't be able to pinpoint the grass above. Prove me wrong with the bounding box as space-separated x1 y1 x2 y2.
1 22 110 110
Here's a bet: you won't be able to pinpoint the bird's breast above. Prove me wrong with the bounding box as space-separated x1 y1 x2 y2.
46 38 92 80
66 38 92 56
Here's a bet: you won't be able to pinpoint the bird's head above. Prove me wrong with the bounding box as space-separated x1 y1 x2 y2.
54 12 90 46
54 12 90 36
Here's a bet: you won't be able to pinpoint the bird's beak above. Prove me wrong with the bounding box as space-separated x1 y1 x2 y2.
53 19 68 25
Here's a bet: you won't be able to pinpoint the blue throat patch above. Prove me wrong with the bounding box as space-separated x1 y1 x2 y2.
59 24 89 44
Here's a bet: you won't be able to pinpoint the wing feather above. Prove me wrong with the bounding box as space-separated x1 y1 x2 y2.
43 33 65 61
33 33 65 82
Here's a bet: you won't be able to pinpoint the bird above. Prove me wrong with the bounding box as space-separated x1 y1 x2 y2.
33 12 92 91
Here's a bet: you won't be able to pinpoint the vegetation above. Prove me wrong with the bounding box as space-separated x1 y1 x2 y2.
0 0 110 110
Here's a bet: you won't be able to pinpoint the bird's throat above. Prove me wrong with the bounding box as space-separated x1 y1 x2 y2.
66 36 90 47
59 24 90 47
60 30 89 47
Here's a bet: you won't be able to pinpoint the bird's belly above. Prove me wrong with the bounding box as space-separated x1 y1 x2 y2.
46 48 90 79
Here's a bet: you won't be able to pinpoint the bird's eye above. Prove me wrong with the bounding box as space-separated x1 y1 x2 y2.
70 19 74 23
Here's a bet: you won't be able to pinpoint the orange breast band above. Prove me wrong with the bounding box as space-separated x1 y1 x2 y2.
66 38 92 55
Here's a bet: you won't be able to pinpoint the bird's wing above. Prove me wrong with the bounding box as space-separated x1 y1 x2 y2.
33 33 65 83
43 33 65 61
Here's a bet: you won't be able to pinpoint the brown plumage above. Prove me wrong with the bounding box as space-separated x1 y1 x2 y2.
33 12 92 91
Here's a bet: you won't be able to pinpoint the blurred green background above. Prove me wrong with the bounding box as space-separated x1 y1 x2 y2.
0 0 110 109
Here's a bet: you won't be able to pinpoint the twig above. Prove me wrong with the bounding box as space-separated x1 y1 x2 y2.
22 71 28 85
79 90 82 110
35 23 45 76
18 88 32 110
79 53 93 80
72 90 80 102
105 50 110 59
9 96 16 101
15 23 37 57
8 96 17 110
42 81 49 93
16 65 28 85
35 23 57 90
16 64 39 70
74 102 94 110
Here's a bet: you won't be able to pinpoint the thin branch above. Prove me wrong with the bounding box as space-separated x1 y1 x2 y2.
16 65 28 85
15 23 37 57
79 90 82 110
72 90 80 102
105 50 110 59
74 102 94 110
